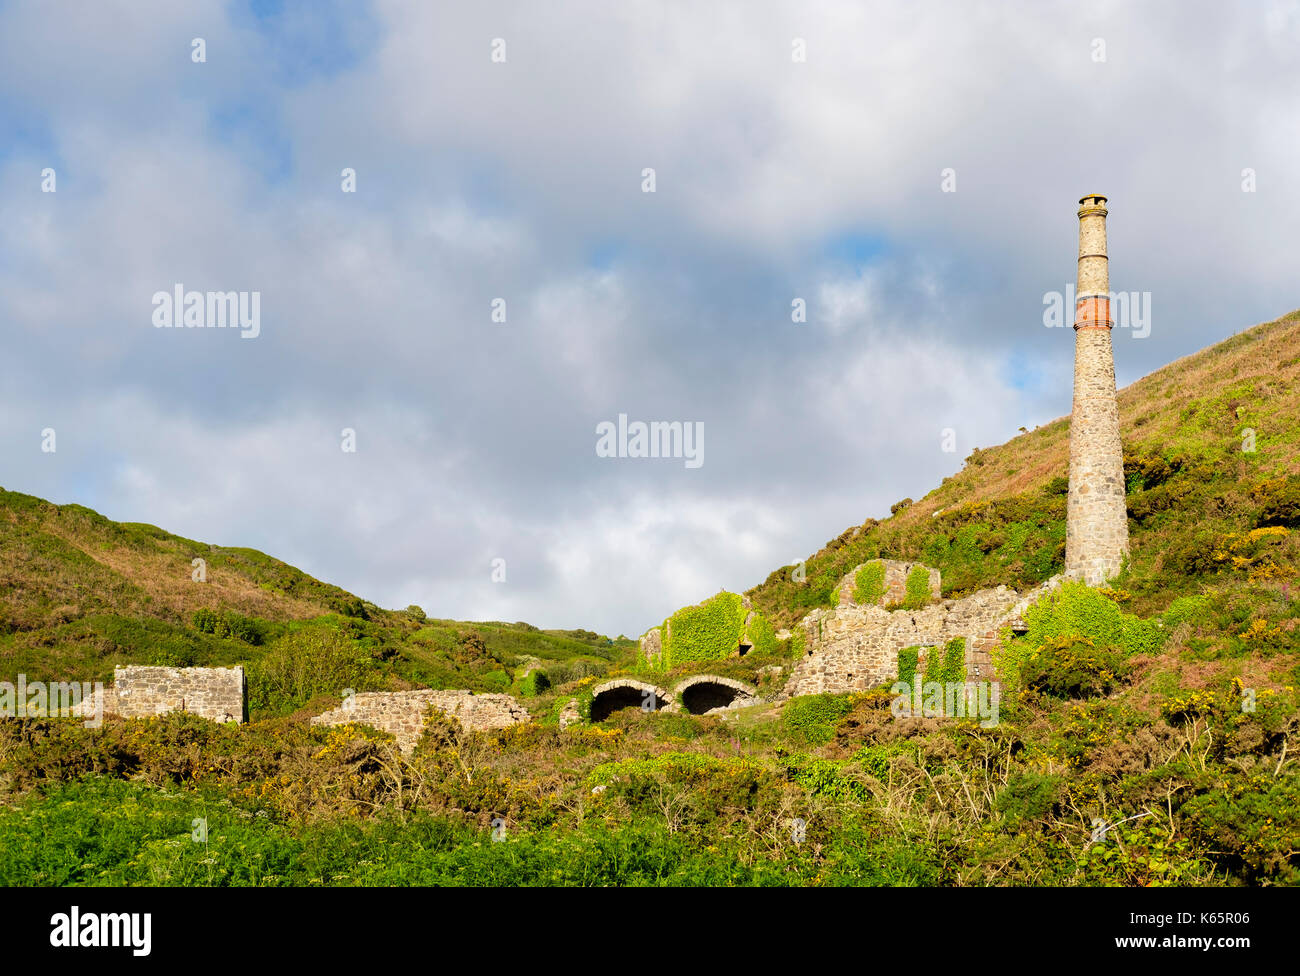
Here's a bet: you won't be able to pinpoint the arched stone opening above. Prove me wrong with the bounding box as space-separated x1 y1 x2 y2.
673 675 758 715
589 680 672 722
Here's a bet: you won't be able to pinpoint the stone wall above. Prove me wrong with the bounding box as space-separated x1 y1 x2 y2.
97 665 246 723
311 690 530 753
639 625 662 663
838 559 941 608
779 564 1061 699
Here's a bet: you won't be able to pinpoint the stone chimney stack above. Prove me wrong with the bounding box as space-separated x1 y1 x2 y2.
1065 194 1129 584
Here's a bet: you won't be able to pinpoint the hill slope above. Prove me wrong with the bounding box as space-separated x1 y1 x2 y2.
0 487 631 701
748 308 1300 634
2 311 1300 888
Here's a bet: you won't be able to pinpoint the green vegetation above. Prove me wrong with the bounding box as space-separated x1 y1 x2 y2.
516 669 551 697
4 310 1300 886
897 646 920 692
3 665 1295 885
993 583 1162 694
748 310 1300 634
658 592 747 669
745 612 779 658
649 592 782 673
902 566 932 609
0 488 630 715
853 560 886 604
780 693 858 746
923 637 966 686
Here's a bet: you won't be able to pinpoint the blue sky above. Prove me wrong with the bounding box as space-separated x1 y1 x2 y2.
1 0 1298 636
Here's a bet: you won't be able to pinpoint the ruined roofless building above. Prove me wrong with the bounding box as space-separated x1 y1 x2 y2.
1065 194 1129 584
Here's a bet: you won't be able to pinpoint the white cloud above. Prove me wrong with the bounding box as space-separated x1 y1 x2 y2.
0 0 1296 636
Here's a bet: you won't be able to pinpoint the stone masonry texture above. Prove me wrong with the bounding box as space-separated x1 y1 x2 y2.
1065 194 1130 585
312 690 530 753
98 665 246 723
779 564 1061 699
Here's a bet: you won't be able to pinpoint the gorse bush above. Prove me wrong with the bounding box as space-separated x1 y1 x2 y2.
247 628 384 715
1019 635 1129 698
781 693 857 746
192 608 266 645
1252 474 1300 528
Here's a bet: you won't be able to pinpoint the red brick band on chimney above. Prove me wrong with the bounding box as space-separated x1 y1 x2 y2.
1073 295 1112 330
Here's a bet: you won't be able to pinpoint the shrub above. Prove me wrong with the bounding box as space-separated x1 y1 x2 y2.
192 608 266 645
1162 594 1211 629
247 629 382 715
852 561 886 605
1253 474 1300 528
781 693 857 746
852 741 914 780
1178 778 1300 884
480 670 510 693
544 659 607 686
784 756 870 802
1021 581 1163 657
995 773 1063 823
1019 635 1129 698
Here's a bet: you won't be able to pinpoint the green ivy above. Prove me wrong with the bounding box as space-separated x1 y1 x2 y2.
1022 581 1164 657
897 646 920 692
660 592 747 669
789 627 807 658
903 566 932 609
923 637 966 685
745 611 779 657
853 560 886 604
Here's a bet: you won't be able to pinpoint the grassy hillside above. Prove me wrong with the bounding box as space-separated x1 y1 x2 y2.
3 311 1300 887
748 308 1300 632
0 487 632 708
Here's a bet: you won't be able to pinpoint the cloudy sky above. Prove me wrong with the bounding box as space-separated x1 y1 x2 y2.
1 1 1297 637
